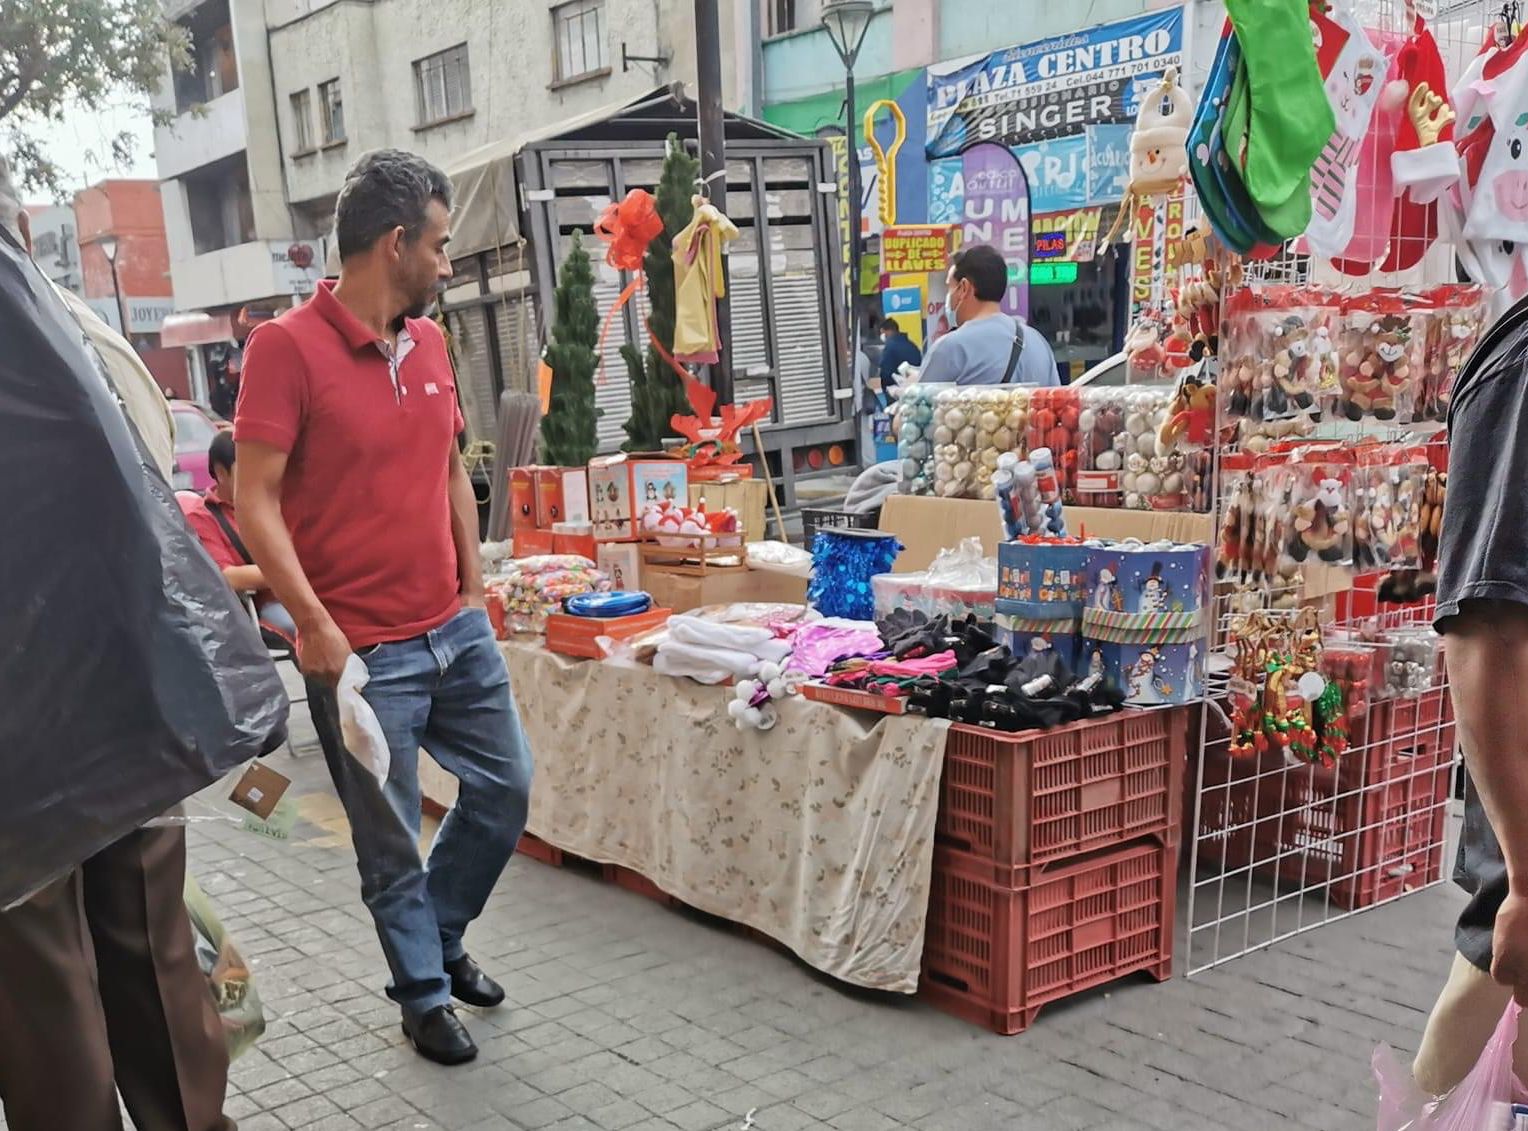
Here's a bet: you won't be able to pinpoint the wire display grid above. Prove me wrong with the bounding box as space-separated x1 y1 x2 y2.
1179 0 1495 974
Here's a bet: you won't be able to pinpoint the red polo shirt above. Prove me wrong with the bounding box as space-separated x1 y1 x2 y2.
177 486 243 572
234 281 465 648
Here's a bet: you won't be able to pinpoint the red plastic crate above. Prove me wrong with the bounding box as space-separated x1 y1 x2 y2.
937 708 1189 885
603 863 682 908
1263 715 1453 910
516 831 564 868
1194 693 1455 910
921 838 1176 1035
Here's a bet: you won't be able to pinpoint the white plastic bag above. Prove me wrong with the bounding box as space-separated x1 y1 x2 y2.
337 655 390 786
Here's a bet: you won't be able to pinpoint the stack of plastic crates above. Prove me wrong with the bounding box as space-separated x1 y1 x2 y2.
1195 686 1454 911
921 708 1189 1034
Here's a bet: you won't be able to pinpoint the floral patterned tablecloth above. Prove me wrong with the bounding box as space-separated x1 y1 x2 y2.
485 640 950 993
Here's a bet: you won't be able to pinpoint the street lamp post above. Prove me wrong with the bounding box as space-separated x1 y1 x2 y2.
98 234 129 345
821 0 875 452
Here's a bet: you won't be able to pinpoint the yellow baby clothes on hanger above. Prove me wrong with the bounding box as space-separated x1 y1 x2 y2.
672 198 739 364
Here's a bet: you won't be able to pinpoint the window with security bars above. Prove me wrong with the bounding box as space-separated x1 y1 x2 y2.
289 89 314 153
553 0 606 82
767 0 797 35
413 43 472 126
319 79 345 144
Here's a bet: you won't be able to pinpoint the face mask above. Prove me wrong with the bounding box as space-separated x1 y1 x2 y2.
945 287 961 327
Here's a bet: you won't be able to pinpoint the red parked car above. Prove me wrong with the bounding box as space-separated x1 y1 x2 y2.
169 401 229 491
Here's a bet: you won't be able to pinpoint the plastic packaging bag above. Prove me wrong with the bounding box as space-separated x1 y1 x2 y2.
185 874 265 1061
338 656 390 785
0 233 288 910
1375 1002 1523 1130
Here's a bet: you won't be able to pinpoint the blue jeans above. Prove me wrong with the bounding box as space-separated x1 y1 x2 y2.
317 606 533 1016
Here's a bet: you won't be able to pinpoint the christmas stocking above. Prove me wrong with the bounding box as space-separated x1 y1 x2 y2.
1189 25 1259 253
1304 3 1386 260
1330 31 1409 275
1224 0 1337 217
1381 21 1460 271
1223 50 1313 239
1389 21 1459 204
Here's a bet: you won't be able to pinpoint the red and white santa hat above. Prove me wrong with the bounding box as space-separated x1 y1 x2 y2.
1389 19 1459 203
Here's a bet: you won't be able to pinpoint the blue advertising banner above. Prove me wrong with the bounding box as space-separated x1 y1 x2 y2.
925 8 1184 210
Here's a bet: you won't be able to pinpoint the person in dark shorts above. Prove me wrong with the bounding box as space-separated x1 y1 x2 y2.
1413 296 1528 1094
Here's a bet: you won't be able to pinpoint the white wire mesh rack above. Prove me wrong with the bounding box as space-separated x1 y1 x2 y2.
1181 0 1490 974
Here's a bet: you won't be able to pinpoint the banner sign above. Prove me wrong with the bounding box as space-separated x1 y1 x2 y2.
925 9 1184 208
1031 207 1102 263
955 143 1032 318
1131 196 1185 312
881 225 954 275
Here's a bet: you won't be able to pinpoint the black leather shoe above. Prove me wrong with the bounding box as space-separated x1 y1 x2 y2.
401 1005 477 1065
445 954 505 1008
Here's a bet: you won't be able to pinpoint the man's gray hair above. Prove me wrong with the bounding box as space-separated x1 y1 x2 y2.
0 154 22 244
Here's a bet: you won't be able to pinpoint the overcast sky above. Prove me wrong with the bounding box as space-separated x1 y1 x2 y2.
23 99 157 204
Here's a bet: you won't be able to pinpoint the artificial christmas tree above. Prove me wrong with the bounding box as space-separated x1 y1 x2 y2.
541 230 601 466
621 135 699 451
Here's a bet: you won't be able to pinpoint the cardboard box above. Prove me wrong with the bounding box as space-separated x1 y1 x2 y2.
596 542 642 591
640 561 808 614
534 468 567 527
561 468 590 524
688 478 768 543
588 454 688 541
878 496 1216 572
508 467 542 532
545 606 673 660
552 528 596 560
513 527 555 559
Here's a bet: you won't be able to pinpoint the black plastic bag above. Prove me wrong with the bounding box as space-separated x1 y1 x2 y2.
0 232 287 909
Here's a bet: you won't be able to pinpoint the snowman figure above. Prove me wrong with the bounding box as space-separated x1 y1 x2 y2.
1127 649 1171 705
1140 563 1170 614
1088 649 1106 680
1094 566 1122 612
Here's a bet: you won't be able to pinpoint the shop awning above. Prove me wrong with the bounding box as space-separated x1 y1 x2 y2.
160 310 235 349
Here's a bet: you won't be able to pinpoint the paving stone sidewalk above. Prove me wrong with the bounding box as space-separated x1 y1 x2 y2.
167 716 1458 1131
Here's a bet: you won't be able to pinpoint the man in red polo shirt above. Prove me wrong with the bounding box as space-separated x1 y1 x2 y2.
234 150 532 1066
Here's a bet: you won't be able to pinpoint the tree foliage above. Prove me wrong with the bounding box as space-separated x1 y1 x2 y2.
620 134 699 452
540 230 601 466
0 0 189 194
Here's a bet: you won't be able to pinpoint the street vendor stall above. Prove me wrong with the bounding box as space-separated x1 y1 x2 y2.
428 640 948 993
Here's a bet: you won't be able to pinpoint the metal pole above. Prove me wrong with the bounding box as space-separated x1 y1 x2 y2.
110 257 129 346
693 0 734 403
844 69 863 433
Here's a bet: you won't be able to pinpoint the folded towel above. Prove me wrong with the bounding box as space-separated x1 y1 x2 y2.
668 615 775 652
654 639 765 684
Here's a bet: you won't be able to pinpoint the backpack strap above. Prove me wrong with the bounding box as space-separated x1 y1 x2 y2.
205 499 254 566
1000 320 1027 384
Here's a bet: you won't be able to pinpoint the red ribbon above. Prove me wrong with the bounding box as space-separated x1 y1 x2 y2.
590 189 666 383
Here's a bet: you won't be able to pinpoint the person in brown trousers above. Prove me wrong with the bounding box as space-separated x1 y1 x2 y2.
0 157 235 1131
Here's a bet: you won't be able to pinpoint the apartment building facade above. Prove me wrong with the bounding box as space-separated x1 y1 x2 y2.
153 0 748 407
